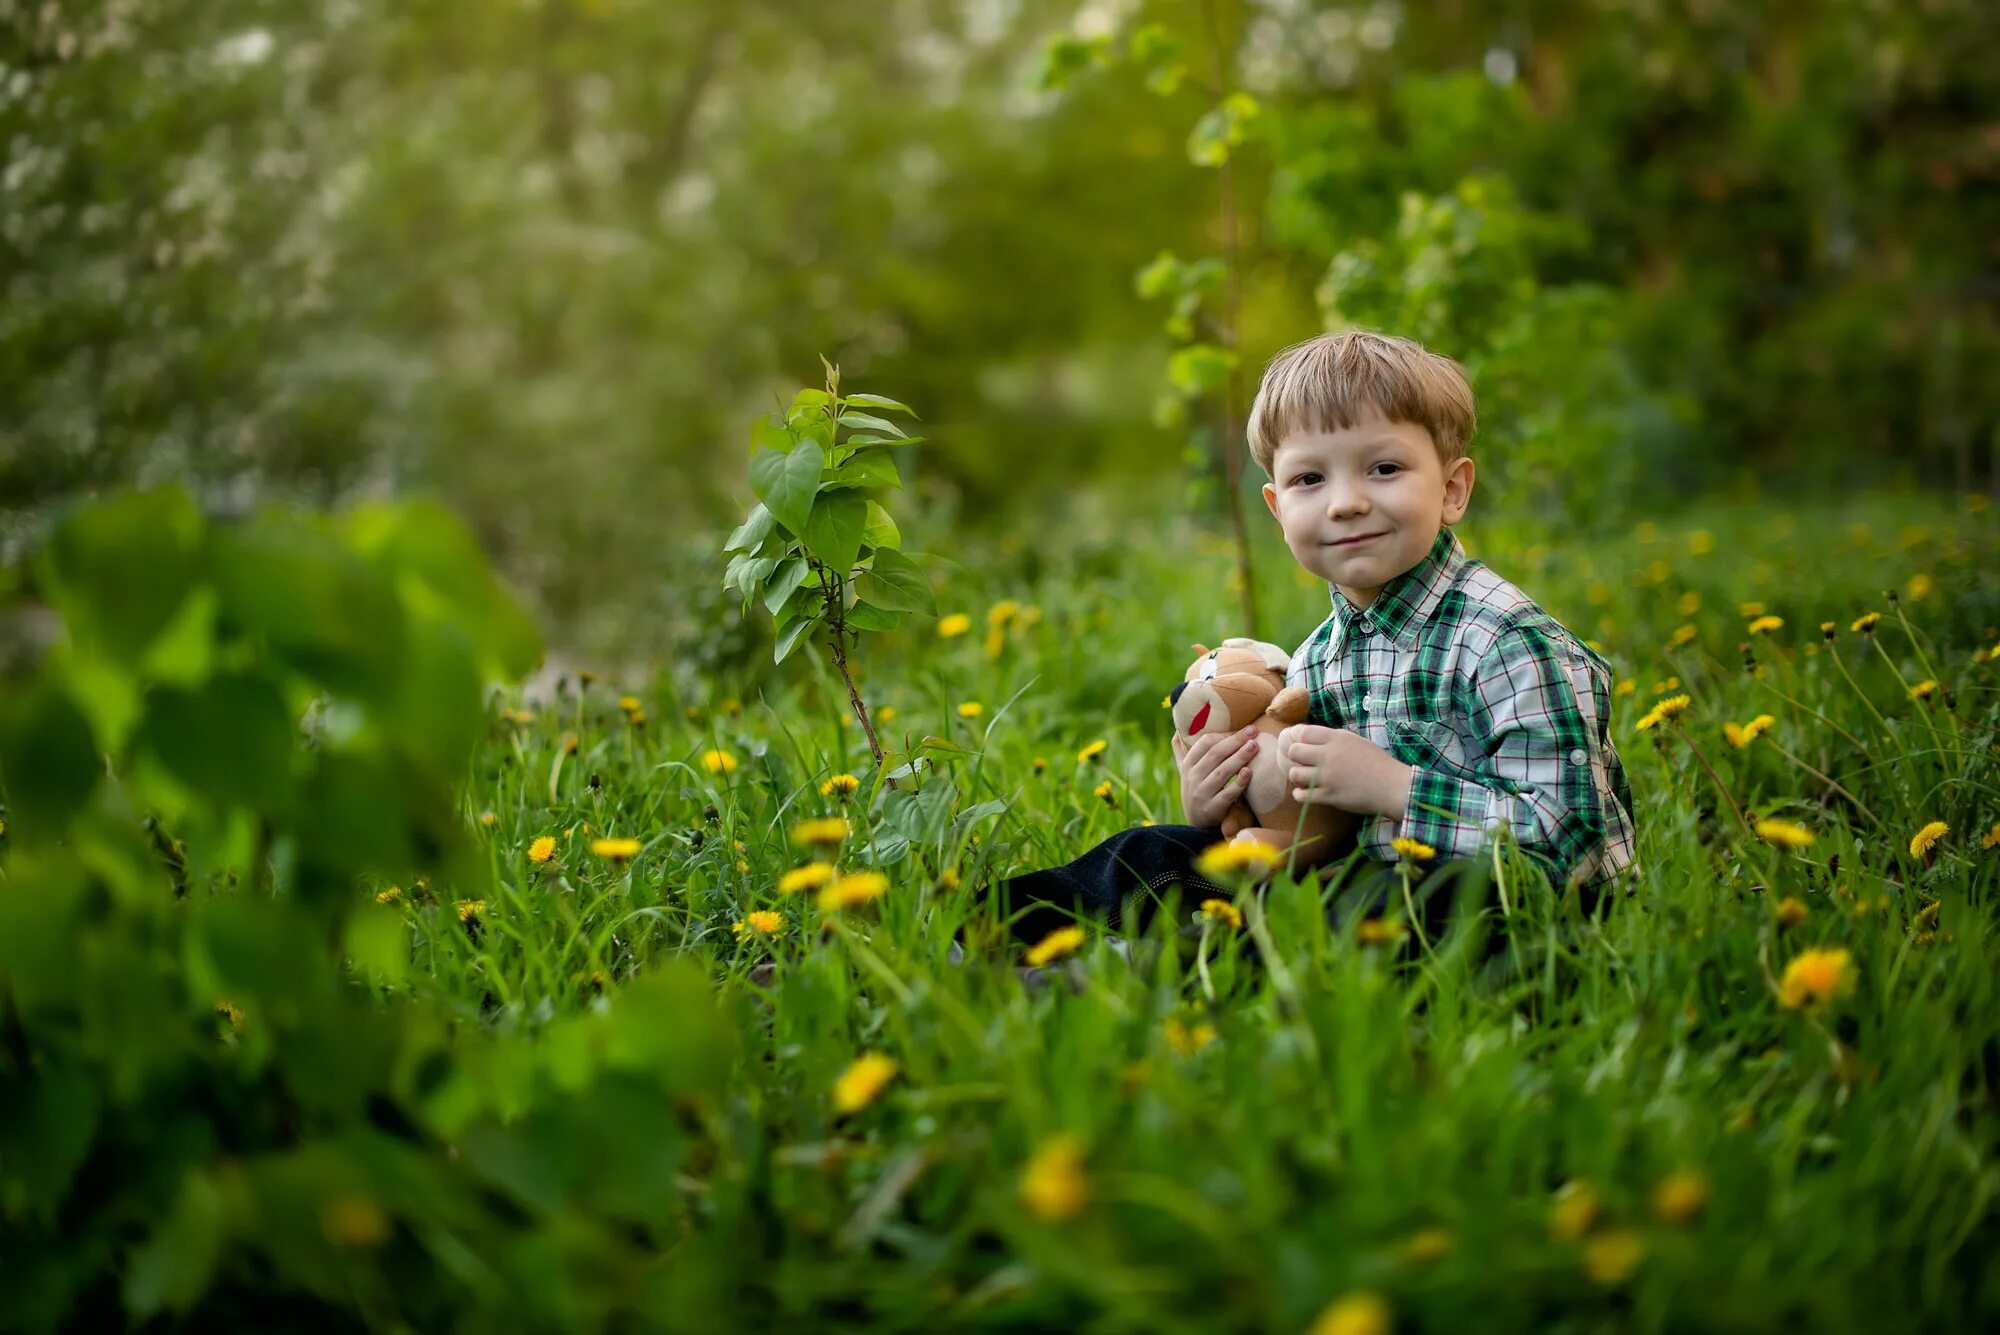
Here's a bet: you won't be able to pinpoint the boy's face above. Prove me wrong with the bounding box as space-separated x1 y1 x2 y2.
1261 411 1475 609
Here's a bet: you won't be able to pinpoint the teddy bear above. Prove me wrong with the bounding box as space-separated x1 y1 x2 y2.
1169 637 1356 867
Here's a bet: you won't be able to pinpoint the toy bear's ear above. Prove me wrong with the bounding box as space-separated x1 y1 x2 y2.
1191 642 1210 657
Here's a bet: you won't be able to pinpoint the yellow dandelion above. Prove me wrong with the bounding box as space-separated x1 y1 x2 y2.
1739 601 1766 617
1076 738 1108 764
374 886 403 905
1635 707 1665 731
1687 530 1715 555
986 599 1021 627
1653 676 1682 694
1026 925 1087 966
1778 947 1853 1009
957 701 983 718
791 817 851 849
832 1053 899 1114
1669 623 1698 648
1908 679 1939 702
618 694 642 713
1614 679 1637 697
1093 779 1115 805
1032 756 1048 773
1908 820 1948 859
1583 1229 1646 1286
591 837 643 861
878 705 897 722
1198 898 1243 929
732 910 784 940
1982 823 2000 851
478 810 498 827
1019 1134 1088 1222
1651 1169 1709 1224
1723 722 1750 749
1821 620 1837 639
1354 918 1406 946
215 999 246 1032
777 861 836 895
1549 1179 1599 1241
701 749 739 774
1850 611 1880 634
937 613 972 638
1747 615 1783 635
1676 590 1702 615
455 899 485 923
1309 1292 1390 1335
559 730 579 754
817 870 889 912
1193 840 1281 878
1164 1015 1217 1056
983 627 1005 659
1744 713 1775 740
1653 693 1691 720
1753 818 1814 849
1774 896 1809 928
628 710 646 727
936 868 960 891
1906 572 1933 600
528 835 557 864
1391 836 1436 862
820 773 862 799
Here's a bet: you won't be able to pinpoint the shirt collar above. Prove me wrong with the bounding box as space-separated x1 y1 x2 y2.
1328 526 1465 651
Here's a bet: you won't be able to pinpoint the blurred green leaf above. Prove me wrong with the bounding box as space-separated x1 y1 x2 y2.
41 487 204 665
133 673 297 814
0 682 101 838
750 440 824 536
803 491 866 577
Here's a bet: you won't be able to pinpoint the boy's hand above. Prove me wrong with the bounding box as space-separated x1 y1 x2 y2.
1174 727 1261 827
1280 724 1415 820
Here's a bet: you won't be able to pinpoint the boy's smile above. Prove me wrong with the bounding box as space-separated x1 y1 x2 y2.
1261 411 1475 608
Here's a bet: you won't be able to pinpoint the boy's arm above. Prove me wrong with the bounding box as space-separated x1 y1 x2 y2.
1371 621 1609 882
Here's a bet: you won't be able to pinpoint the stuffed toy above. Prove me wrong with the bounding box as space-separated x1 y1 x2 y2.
1169 637 1355 865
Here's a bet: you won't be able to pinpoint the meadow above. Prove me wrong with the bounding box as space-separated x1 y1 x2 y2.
422 490 1997 1330
3 482 1998 1332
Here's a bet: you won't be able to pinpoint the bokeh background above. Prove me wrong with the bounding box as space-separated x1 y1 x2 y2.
7 0 1997 658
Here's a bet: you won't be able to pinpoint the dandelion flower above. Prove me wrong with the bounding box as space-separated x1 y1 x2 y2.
1983 823 2000 851
1908 820 1948 859
957 701 983 718
375 886 403 905
820 773 861 799
1614 679 1637 697
478 810 498 827
1746 615 1783 635
1019 1134 1088 1222
1583 1230 1646 1286
1739 601 1767 617
1651 1169 1709 1224
1194 840 1281 878
1354 918 1406 946
935 868 960 891
1753 818 1814 849
1308 1292 1390 1335
1723 722 1750 749
528 835 558 864
1164 1015 1217 1055
701 750 739 774
1850 611 1880 634
618 695 642 713
1676 591 1702 616
777 861 835 895
591 837 644 862
215 999 246 1032
986 599 1020 626
1669 623 1698 648
1688 530 1715 555
732 911 784 940
1026 925 1087 966
1907 573 1934 600
1908 679 1939 702
1744 713 1775 740
1198 898 1243 929
817 870 889 912
832 1053 899 1114
455 899 485 923
1391 836 1436 862
1778 947 1853 1009
1820 620 1837 640
1032 756 1048 773
878 706 897 723
791 817 851 849
1638 693 1692 731
1774 896 1809 928
1402 1228 1454 1264
1076 738 1108 764
1093 779 1115 805
937 613 971 638
1549 1179 1598 1242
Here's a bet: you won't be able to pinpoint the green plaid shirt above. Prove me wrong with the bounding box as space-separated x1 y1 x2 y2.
1286 527 1637 886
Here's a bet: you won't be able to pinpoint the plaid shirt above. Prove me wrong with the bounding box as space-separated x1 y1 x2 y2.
1286 527 1637 886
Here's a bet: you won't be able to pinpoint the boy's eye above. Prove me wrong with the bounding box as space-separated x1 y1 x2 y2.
1370 463 1402 477
1292 473 1321 487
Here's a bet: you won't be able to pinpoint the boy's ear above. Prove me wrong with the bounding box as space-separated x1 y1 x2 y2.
1441 456 1475 524
1261 482 1279 520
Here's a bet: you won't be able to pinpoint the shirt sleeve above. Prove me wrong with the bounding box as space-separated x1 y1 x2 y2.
1370 620 1608 883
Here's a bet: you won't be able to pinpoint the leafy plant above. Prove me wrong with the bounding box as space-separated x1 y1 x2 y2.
723 358 937 767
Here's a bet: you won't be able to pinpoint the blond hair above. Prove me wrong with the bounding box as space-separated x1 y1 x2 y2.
1245 331 1476 477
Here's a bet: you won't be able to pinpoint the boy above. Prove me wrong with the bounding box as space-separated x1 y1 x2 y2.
993 331 1635 946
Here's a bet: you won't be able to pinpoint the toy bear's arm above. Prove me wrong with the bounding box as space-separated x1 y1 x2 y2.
1266 686 1310 726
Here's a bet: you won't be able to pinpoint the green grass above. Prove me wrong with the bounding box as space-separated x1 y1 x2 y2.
397 491 1998 1331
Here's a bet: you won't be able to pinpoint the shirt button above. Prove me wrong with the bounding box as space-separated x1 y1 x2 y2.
1568 748 1588 765
1358 617 1375 633
1362 694 1375 711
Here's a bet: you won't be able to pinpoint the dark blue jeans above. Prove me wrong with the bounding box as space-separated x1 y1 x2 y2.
989 822 1491 944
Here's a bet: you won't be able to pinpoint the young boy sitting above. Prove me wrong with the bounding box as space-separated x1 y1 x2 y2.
992 330 1636 946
